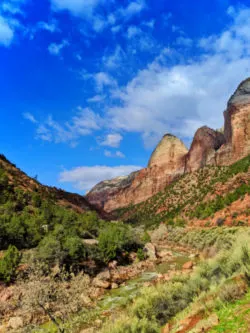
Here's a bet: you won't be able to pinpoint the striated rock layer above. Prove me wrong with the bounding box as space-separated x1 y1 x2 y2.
87 78 250 212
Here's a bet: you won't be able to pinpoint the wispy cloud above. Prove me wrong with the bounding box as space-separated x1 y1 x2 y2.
51 0 103 17
99 133 123 148
24 108 103 146
37 19 60 33
48 39 69 56
23 112 37 124
102 45 125 69
0 16 14 46
59 164 141 191
104 150 125 158
119 0 146 19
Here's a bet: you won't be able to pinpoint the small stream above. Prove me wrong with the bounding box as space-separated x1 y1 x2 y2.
38 249 193 332
98 250 191 311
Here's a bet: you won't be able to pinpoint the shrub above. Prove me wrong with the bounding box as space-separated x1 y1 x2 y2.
98 223 135 263
216 218 225 227
142 231 151 244
137 248 146 261
218 281 246 303
0 245 21 283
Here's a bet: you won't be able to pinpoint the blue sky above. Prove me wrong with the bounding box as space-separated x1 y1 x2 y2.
1 0 250 194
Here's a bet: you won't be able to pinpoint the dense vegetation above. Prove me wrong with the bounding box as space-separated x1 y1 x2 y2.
0 153 249 332
114 155 250 228
0 163 145 282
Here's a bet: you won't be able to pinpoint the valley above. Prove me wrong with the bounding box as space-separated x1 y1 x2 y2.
0 78 249 332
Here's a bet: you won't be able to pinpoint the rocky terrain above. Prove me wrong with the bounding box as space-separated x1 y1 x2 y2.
87 78 250 212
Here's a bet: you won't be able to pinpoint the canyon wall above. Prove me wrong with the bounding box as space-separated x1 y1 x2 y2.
87 78 250 212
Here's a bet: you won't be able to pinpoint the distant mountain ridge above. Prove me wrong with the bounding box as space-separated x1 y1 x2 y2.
0 154 108 219
87 78 250 212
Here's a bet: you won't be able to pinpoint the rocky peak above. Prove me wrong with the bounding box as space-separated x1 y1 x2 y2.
228 78 250 106
185 126 226 172
148 134 188 168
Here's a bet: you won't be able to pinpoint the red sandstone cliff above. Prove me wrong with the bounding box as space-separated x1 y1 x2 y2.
87 135 188 211
86 78 250 212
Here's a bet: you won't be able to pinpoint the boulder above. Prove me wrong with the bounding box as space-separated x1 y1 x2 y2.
182 261 194 270
7 317 24 330
157 250 173 259
108 260 118 270
0 288 13 302
111 283 119 289
92 278 110 289
96 269 111 281
144 243 157 260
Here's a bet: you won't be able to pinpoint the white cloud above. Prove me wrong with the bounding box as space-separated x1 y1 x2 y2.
102 45 125 69
51 0 102 17
59 165 141 191
92 15 106 32
32 108 102 146
23 112 37 123
81 70 116 91
2 1 24 15
87 94 105 103
116 151 125 158
48 39 69 56
126 25 158 52
104 150 125 158
93 72 117 91
127 25 142 39
36 124 52 142
119 0 146 19
142 19 155 29
111 25 121 34
100 133 123 148
0 16 14 46
0 1 28 46
176 36 193 47
104 6 250 147
37 20 59 33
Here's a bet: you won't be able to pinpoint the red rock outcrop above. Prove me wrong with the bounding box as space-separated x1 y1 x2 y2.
87 78 250 212
185 127 226 172
215 78 250 165
87 135 188 212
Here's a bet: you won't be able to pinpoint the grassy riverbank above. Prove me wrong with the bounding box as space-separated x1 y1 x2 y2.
100 227 250 333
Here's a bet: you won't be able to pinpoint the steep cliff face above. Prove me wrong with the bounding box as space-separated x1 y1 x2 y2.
87 135 188 211
85 172 139 211
185 127 226 172
216 78 250 165
87 78 250 212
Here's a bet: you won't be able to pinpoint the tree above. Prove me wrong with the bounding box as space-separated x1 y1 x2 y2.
0 245 21 283
98 223 134 263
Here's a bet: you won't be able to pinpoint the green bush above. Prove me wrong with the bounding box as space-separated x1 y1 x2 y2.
0 245 21 283
137 248 146 261
98 223 135 263
37 229 86 267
